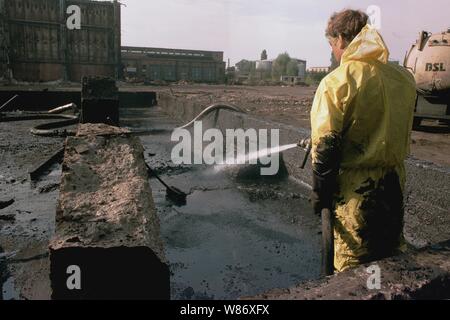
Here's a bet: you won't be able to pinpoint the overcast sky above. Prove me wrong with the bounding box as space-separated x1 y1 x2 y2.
120 0 449 67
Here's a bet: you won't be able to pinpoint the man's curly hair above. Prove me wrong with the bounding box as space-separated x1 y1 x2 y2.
326 9 369 43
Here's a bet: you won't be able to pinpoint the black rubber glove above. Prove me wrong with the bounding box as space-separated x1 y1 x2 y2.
312 168 338 216
311 133 342 216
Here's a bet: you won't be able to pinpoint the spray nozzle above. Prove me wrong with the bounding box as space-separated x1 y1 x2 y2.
298 138 311 149
298 138 312 169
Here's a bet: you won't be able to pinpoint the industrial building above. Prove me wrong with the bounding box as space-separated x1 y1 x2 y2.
307 66 331 73
293 58 307 81
121 46 226 83
0 0 225 84
254 58 307 82
0 0 121 82
255 59 272 72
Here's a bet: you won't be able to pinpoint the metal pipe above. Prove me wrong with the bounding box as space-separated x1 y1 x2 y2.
0 94 18 112
48 103 77 114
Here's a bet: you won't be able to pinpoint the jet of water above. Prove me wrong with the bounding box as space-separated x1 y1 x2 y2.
215 143 298 170
236 144 298 164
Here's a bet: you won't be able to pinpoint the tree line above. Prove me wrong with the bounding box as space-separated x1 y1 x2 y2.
235 51 300 81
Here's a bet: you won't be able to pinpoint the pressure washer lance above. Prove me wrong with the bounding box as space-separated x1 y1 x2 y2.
298 138 312 169
297 137 334 276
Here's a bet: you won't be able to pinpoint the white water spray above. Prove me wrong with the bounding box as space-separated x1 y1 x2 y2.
215 143 298 171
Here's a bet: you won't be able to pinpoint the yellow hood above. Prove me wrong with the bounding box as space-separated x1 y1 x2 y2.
341 25 390 64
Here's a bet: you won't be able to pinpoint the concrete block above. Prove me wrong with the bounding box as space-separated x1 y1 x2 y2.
81 77 119 126
49 123 169 300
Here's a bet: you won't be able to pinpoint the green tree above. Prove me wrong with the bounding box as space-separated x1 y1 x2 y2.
236 59 256 74
272 52 291 80
263 69 272 80
305 71 328 85
286 59 299 76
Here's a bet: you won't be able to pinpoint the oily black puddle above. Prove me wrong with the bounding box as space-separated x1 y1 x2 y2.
151 166 321 300
144 140 321 300
134 107 322 300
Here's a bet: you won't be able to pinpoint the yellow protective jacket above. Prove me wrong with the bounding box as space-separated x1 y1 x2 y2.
310 25 417 272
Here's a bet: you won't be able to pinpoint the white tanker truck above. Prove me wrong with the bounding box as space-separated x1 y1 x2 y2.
404 28 450 127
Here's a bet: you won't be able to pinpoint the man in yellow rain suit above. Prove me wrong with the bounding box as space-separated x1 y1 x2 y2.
310 9 417 272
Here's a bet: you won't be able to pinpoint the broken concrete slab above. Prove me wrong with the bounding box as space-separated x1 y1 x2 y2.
29 148 64 182
49 123 169 300
246 240 450 300
75 123 130 137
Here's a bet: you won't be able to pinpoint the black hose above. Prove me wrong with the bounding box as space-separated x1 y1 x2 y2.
177 103 246 129
321 208 335 276
31 115 79 137
0 111 79 137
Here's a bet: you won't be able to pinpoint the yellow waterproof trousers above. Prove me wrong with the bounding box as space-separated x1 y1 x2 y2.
333 166 407 271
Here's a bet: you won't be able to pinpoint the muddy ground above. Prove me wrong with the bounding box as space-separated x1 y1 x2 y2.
0 118 65 299
0 83 448 300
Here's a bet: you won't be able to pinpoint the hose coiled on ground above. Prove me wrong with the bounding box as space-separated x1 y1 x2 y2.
0 103 79 137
